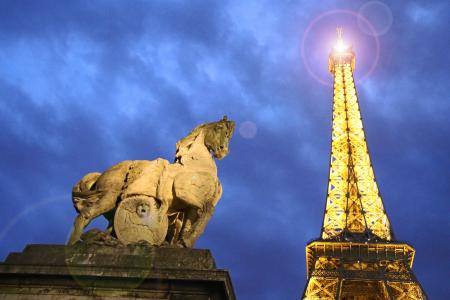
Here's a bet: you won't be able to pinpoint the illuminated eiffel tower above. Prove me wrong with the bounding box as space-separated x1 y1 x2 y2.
301 29 427 300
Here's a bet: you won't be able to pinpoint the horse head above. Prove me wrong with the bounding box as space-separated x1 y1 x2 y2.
203 116 235 159
175 116 235 162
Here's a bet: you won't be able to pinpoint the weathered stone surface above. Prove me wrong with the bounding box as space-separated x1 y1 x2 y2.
69 117 235 248
114 197 168 245
0 244 235 300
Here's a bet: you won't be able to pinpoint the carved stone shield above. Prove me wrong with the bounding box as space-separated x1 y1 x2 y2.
114 196 168 245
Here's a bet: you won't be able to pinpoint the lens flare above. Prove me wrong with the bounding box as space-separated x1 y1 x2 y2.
301 9 380 86
358 1 393 37
239 121 257 139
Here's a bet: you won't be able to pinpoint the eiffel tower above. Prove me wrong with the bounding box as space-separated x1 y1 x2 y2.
301 29 427 300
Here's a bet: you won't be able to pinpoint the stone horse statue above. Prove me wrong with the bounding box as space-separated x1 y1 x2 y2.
68 117 235 247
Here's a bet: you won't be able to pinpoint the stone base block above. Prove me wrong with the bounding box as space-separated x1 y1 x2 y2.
0 244 235 300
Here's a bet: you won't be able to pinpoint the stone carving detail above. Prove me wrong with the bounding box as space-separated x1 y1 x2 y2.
68 117 235 248
114 196 169 245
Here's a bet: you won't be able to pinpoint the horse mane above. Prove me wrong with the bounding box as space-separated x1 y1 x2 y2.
175 123 208 162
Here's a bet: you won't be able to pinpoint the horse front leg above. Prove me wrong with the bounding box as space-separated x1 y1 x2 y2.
178 203 215 248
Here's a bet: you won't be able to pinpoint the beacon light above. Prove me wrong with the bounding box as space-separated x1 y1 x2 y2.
334 39 348 52
329 27 355 74
333 27 350 52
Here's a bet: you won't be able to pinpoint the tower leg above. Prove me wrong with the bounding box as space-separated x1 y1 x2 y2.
303 276 339 300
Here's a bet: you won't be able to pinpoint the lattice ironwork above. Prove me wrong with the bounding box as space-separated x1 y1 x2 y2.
387 282 425 300
304 277 339 299
303 251 426 299
301 29 426 299
322 57 391 241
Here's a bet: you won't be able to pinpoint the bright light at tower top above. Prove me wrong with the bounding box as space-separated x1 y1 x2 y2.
329 27 355 74
333 27 350 53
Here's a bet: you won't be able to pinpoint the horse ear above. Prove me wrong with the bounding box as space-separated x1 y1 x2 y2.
222 115 227 121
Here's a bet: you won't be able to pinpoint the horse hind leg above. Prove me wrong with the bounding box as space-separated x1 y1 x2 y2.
68 191 119 245
103 209 116 234
68 214 91 245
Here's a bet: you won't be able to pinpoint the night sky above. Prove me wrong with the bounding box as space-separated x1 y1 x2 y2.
0 1 449 299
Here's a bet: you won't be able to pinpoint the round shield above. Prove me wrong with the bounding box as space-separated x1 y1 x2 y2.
114 196 168 245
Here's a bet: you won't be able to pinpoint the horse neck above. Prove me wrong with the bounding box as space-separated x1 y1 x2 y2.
178 131 216 172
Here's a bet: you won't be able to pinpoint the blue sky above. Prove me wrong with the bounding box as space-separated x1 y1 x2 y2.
0 1 449 299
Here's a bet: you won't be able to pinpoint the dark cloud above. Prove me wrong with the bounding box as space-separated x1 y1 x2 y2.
0 1 449 299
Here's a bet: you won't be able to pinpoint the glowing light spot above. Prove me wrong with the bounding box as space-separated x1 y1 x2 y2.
333 27 350 53
239 121 257 139
334 40 349 52
300 9 380 86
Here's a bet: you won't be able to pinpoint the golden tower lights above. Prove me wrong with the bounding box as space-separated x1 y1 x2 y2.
301 29 427 300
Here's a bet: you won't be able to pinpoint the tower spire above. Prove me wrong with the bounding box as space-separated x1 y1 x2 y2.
336 27 343 41
301 28 427 299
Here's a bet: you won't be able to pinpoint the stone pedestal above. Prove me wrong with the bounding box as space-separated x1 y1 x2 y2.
0 244 235 300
